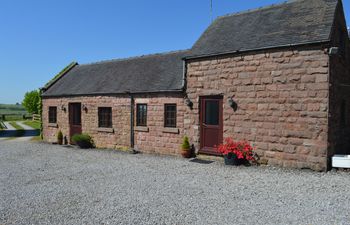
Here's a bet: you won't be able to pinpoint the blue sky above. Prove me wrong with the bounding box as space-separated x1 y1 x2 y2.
0 0 349 104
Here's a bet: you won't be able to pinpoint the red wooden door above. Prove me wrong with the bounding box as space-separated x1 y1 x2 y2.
69 103 82 143
199 96 223 155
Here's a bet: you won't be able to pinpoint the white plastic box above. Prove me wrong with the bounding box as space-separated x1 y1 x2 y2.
332 155 350 168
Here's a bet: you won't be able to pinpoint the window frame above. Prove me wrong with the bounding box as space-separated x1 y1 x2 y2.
98 107 113 128
164 104 177 128
48 106 57 124
136 104 147 127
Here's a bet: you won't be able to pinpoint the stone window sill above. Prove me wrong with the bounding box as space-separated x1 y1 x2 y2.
134 126 149 132
162 127 179 134
48 123 58 128
97 127 114 133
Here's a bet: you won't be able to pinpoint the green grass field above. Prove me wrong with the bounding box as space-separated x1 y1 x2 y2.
0 121 5 130
0 104 30 121
0 104 27 114
23 121 41 130
8 121 25 137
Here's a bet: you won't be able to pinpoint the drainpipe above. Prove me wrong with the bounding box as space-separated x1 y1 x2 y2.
128 92 136 153
182 59 187 91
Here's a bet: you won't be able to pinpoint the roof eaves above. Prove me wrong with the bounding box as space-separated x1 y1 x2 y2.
184 39 331 60
41 89 184 98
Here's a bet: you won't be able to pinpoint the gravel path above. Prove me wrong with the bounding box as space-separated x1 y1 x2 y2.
12 121 38 142
0 121 39 141
3 122 15 130
0 141 349 225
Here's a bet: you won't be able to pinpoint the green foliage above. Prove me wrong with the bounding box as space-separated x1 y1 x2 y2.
181 136 190 150
22 90 40 114
57 130 63 144
72 134 94 149
0 121 5 130
2 115 24 121
9 121 24 130
38 89 43 140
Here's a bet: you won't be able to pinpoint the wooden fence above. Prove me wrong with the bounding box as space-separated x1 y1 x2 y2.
32 114 41 121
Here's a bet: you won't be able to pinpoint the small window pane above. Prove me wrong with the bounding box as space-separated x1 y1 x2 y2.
98 107 112 128
164 104 177 128
136 104 147 126
205 101 219 125
48 107 57 123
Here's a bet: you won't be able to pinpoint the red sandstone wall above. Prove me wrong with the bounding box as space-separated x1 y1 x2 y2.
185 47 330 171
133 93 185 155
42 93 185 155
42 96 130 149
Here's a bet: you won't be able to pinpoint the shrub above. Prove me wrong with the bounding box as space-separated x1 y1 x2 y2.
181 136 190 150
72 134 94 149
57 130 63 144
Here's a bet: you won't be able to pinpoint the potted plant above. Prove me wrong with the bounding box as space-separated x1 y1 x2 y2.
217 138 255 166
72 133 94 149
57 130 63 145
181 136 191 158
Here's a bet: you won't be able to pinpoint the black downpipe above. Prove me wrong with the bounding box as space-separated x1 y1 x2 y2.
129 94 135 152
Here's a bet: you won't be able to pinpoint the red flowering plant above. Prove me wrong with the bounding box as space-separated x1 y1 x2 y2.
217 138 255 162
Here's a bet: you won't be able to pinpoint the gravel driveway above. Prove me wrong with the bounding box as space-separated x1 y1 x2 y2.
0 141 349 225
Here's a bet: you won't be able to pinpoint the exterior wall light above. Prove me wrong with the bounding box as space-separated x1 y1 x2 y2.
82 104 88 112
61 105 66 112
329 47 339 56
228 97 238 112
185 97 193 109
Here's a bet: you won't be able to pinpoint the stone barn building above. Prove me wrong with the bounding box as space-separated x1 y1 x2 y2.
42 0 350 171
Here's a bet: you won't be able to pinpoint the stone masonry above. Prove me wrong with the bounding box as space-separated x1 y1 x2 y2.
42 93 185 155
185 46 330 171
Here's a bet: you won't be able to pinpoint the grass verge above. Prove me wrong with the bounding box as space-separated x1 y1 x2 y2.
23 120 41 130
8 121 25 138
31 136 42 142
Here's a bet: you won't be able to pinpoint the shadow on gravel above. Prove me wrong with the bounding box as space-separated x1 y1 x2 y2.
190 158 214 164
0 129 40 138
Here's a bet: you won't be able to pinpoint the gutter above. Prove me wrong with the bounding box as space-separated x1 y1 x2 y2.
41 89 185 98
183 40 331 61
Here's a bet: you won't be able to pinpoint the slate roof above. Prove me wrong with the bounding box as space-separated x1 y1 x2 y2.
42 50 187 97
43 0 339 96
188 0 338 58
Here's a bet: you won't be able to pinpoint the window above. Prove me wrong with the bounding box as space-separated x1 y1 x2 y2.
48 107 57 123
136 104 147 126
98 107 112 128
164 104 177 128
205 100 219 125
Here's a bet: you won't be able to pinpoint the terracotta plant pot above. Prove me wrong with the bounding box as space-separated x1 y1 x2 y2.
57 138 63 145
181 148 192 158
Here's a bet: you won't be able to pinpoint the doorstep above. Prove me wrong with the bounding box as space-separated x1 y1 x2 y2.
332 155 350 168
196 154 224 162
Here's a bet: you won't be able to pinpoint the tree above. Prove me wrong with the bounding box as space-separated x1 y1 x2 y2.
22 90 40 114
